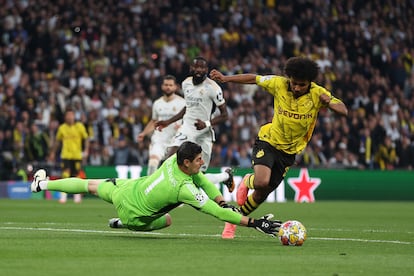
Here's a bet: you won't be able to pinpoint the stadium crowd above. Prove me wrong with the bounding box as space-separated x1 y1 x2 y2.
1 0 414 180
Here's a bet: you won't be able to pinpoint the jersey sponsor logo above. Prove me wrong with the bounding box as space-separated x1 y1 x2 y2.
256 149 264 158
277 106 313 120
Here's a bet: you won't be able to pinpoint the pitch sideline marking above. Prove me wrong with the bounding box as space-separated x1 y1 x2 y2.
0 226 412 245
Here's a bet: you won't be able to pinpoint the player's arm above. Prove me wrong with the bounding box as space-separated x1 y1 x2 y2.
137 120 156 142
320 94 348 116
82 137 90 159
210 70 257 84
155 107 186 130
48 135 61 161
178 183 280 236
198 198 281 236
212 103 228 125
194 103 228 130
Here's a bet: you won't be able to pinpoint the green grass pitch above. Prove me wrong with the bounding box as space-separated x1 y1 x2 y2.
1 199 413 276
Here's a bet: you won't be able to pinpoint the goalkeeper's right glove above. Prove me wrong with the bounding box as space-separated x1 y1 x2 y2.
247 214 282 237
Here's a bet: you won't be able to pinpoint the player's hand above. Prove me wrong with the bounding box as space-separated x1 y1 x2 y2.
154 120 167 131
320 93 332 107
137 133 145 142
194 119 208 130
209 69 225 82
248 214 282 237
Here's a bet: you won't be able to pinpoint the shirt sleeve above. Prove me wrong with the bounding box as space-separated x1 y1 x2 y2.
177 182 242 225
192 172 222 199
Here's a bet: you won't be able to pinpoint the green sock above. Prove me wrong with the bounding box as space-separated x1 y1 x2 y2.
46 178 89 194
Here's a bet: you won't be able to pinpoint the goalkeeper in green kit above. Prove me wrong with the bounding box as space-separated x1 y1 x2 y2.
31 141 281 237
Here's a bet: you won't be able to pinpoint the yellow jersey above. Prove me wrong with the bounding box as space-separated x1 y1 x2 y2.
256 75 342 154
56 122 89 160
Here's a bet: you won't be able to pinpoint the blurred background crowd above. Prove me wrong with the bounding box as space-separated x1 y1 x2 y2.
1 0 414 180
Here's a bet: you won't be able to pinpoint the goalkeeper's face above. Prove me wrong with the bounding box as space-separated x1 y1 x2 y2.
185 153 204 175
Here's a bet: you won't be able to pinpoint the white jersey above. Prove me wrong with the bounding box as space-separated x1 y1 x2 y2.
151 94 186 144
181 76 225 127
171 77 225 171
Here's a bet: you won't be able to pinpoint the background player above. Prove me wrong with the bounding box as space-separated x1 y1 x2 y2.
156 57 235 192
48 108 90 203
137 75 185 175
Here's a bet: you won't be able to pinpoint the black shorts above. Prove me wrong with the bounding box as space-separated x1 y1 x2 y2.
251 139 296 189
61 159 82 177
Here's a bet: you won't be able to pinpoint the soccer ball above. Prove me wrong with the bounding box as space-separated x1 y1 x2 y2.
278 220 307 246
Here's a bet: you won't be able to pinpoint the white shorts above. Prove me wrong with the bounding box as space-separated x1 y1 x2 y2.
170 124 214 171
149 141 169 160
149 133 174 161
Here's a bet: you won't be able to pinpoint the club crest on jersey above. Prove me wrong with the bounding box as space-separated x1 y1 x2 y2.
256 149 264 158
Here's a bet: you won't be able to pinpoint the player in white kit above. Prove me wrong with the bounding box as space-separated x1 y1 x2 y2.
155 57 235 192
138 75 186 175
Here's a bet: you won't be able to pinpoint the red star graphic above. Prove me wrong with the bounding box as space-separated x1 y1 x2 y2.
287 168 321 203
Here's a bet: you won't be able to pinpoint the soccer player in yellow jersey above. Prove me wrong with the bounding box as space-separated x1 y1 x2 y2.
210 57 348 238
49 108 90 203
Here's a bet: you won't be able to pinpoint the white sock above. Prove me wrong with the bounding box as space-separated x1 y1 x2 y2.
39 180 48 190
73 194 82 203
205 172 229 184
60 192 67 202
147 159 159 176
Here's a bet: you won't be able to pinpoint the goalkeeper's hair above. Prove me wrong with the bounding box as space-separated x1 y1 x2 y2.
284 57 319 81
177 141 202 165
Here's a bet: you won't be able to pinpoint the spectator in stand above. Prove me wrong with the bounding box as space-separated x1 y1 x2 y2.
396 135 414 170
374 136 398 170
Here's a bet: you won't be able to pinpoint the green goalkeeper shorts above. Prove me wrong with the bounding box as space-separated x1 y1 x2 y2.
97 179 168 231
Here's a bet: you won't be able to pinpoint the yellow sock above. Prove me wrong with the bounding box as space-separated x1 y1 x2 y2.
244 174 255 189
240 194 260 215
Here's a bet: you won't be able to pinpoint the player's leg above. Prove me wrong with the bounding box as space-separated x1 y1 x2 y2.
59 160 71 203
197 135 235 192
222 164 272 239
111 214 172 231
72 160 83 203
31 168 100 195
147 141 166 176
238 164 272 213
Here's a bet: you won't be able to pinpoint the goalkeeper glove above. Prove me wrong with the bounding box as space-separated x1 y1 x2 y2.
219 201 241 213
247 214 282 237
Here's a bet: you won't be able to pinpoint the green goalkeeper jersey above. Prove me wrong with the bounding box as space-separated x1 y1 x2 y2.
111 154 242 225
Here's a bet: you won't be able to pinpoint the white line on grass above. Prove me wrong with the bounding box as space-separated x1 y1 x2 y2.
0 226 412 245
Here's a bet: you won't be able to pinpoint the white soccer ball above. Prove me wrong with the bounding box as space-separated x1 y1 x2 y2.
277 220 307 246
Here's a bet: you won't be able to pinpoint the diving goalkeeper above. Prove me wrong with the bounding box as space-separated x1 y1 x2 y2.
31 141 280 236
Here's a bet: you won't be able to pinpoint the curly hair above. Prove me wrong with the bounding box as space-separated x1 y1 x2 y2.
284 57 320 81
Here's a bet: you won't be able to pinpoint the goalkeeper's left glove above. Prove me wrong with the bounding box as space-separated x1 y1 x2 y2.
247 214 282 237
219 201 241 213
